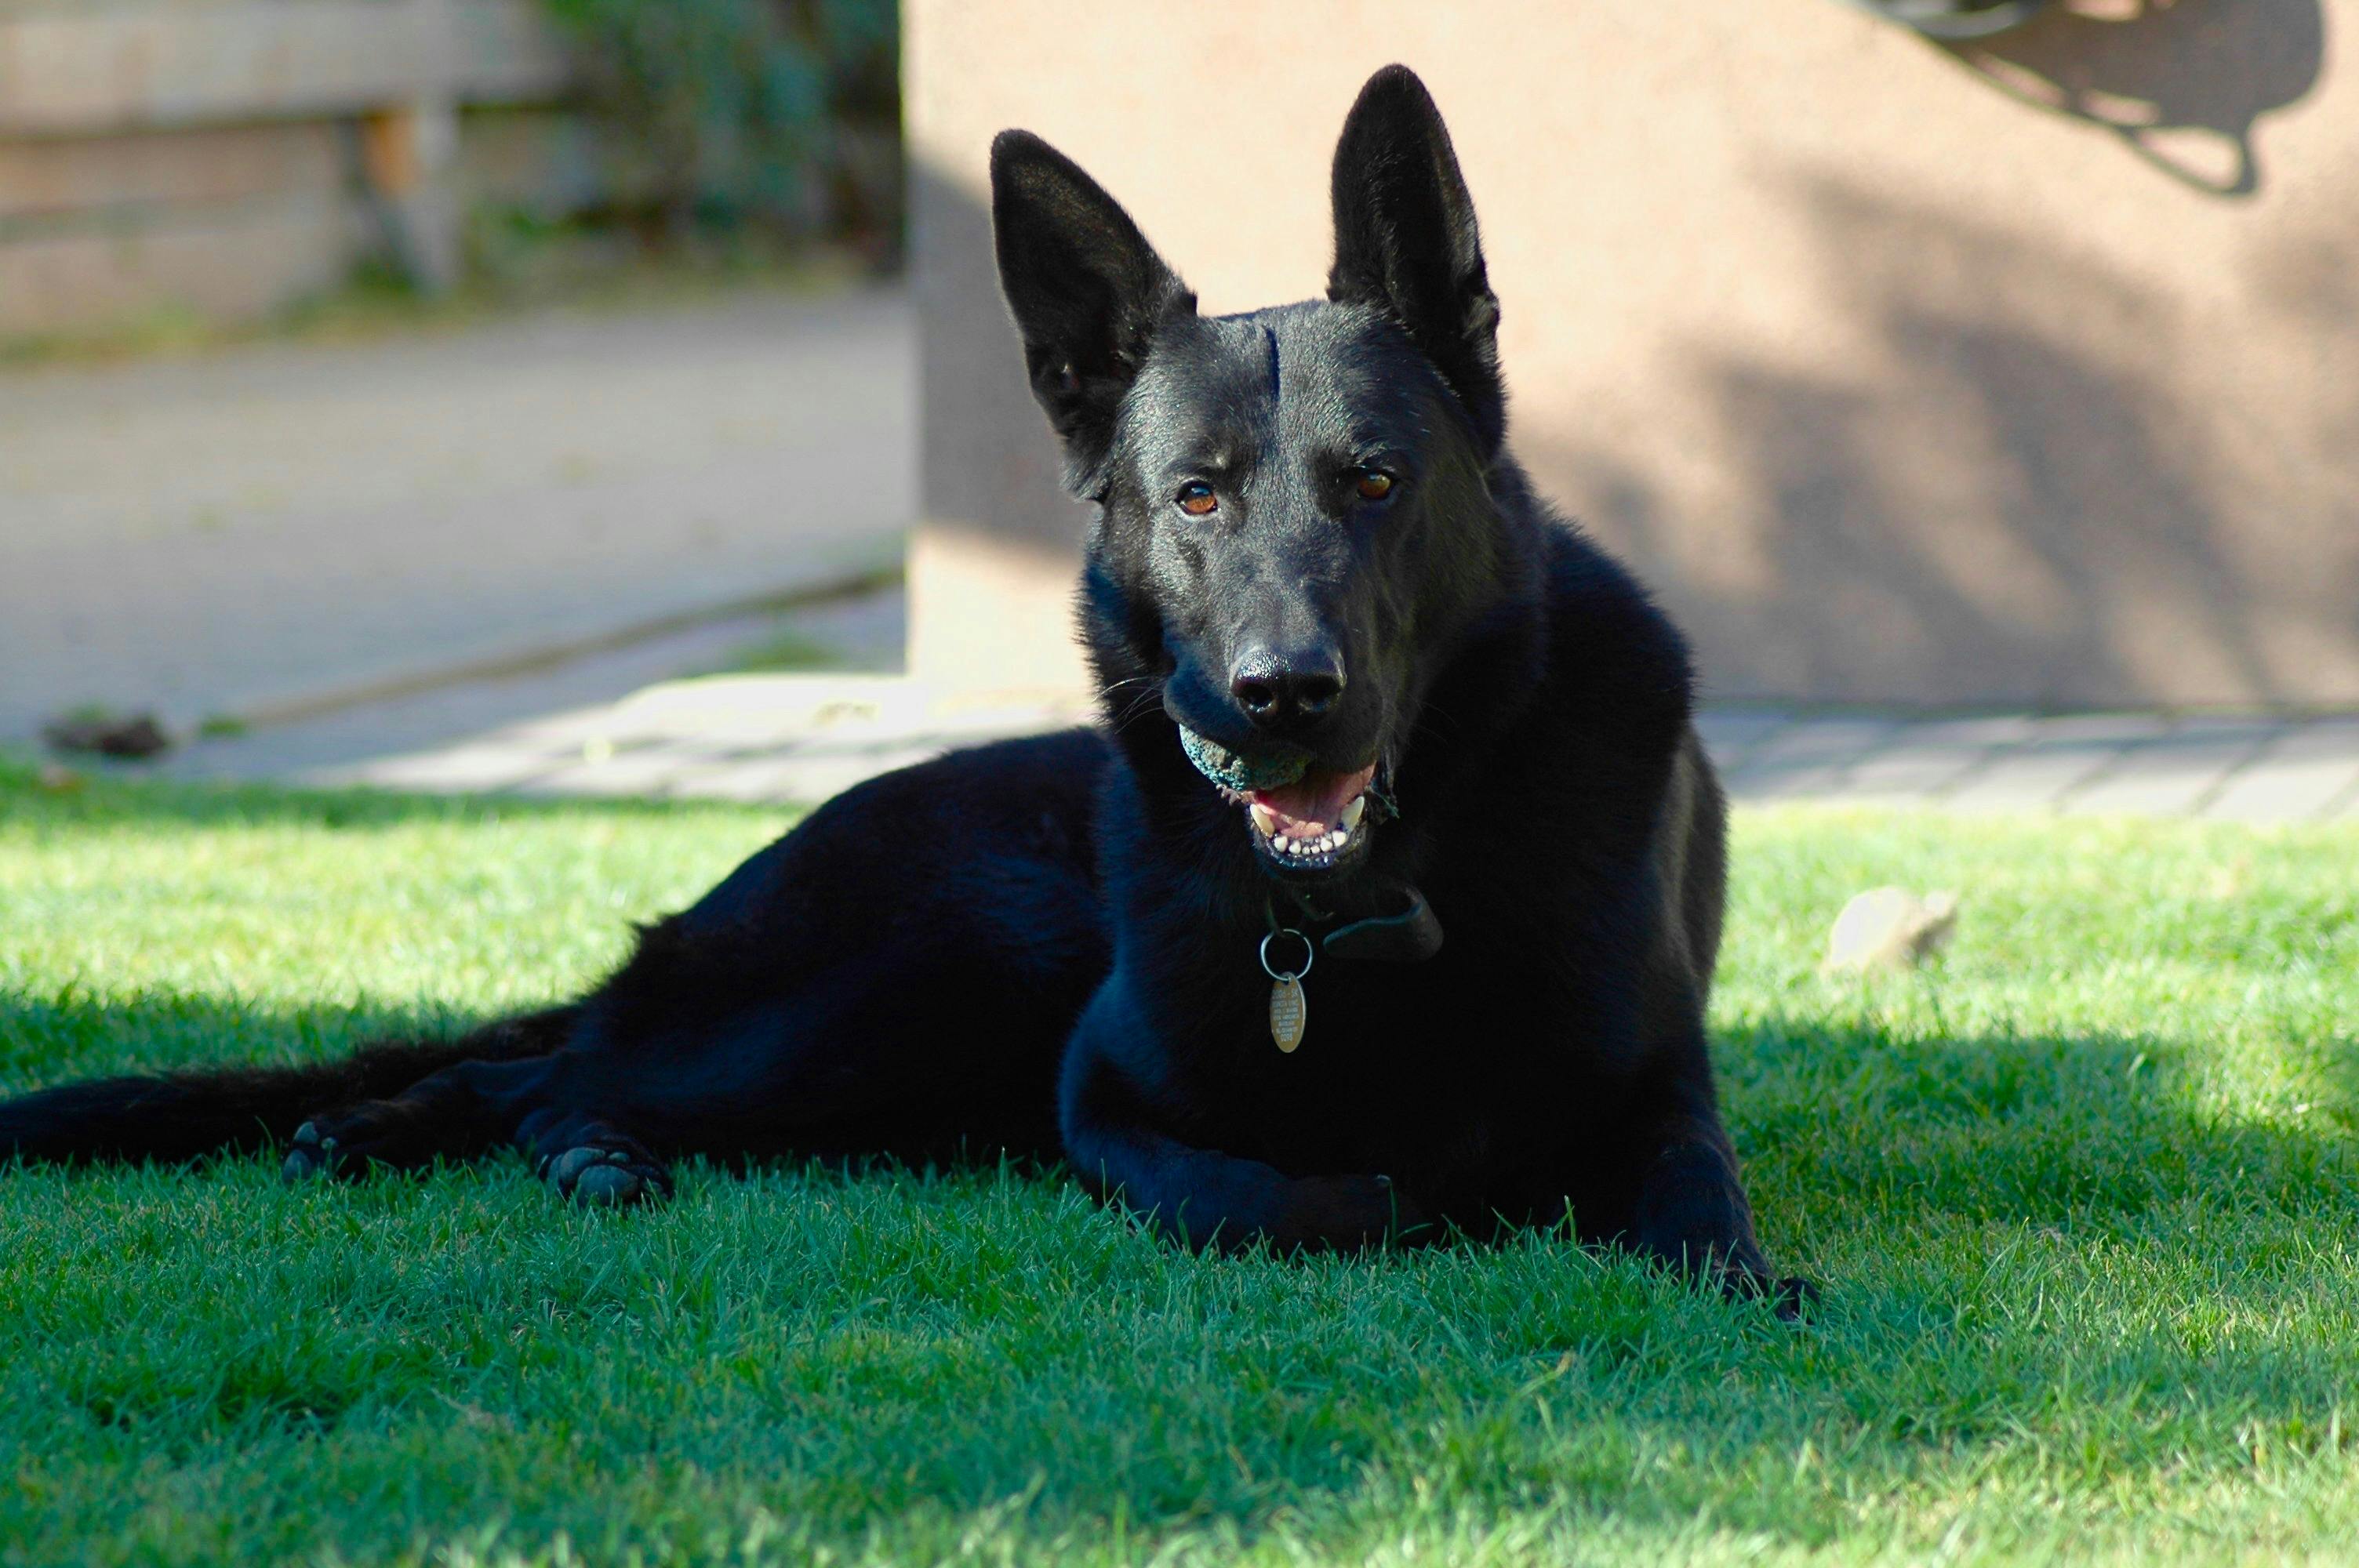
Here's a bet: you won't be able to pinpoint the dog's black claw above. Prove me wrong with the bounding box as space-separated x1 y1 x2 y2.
282 1121 332 1181
1771 1275 1822 1322
571 1164 643 1206
1714 1264 1819 1322
543 1146 608 1189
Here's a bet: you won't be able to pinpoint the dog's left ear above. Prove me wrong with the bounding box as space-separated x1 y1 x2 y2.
1328 65 1504 452
992 130 1197 492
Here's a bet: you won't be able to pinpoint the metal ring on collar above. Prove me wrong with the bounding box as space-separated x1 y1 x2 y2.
1259 928 1315 982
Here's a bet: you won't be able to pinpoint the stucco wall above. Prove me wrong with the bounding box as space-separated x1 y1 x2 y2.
907 0 2356 709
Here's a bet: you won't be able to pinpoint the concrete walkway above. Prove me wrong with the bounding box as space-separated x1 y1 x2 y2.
151 614 2359 821
0 285 911 741
9 284 2352 822
1699 708 2359 821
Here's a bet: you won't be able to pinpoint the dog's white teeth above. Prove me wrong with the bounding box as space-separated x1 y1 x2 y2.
1259 818 1359 860
1252 790 1375 862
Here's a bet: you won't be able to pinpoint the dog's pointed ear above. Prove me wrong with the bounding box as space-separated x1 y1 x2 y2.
991 130 1196 488
1328 65 1504 452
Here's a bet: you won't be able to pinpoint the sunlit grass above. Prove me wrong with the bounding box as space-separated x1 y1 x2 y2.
3 757 2355 1566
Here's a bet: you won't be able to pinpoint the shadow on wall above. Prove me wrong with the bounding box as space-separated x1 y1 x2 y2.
903 5 2348 709
1943 0 2325 195
911 160 1089 555
1547 162 2359 707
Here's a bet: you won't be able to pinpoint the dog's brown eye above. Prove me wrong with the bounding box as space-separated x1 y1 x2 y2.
1354 470 1395 502
1176 481 1218 517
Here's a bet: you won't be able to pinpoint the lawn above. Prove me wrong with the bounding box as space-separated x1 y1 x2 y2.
2 757 2355 1566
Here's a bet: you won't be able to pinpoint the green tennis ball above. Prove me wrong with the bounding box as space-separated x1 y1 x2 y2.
1178 727 1309 792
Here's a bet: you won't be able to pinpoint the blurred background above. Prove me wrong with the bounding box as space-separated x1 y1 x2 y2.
2 0 2354 814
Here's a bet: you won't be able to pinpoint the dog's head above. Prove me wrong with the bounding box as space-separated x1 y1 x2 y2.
992 65 1516 887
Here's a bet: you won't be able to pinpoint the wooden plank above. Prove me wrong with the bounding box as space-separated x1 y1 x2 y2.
0 2 442 132
0 0 569 134
0 122 343 221
0 191 358 336
358 97 460 289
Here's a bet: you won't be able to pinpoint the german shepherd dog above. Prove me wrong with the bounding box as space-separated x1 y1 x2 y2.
2 67 1803 1307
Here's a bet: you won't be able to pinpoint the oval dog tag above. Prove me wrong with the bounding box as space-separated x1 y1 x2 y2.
1259 927 1314 1054
1269 975 1307 1053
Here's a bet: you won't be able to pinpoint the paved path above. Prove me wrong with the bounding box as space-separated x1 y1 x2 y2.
1699 708 2359 821
151 618 2359 821
22 279 2349 822
0 286 911 742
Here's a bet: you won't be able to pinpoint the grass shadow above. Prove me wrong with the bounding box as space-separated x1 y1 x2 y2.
1 751 787 839
1728 1014 2359 1242
6 971 2351 1261
5 980 2358 1556
0 986 488 1098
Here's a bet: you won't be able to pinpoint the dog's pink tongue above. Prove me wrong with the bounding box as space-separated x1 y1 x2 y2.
1250 764 1376 836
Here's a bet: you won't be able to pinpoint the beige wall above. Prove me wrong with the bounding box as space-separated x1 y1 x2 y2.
907 0 2357 709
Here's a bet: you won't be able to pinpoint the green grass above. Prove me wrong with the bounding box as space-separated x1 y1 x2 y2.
700 626 844 675
2 758 2355 1566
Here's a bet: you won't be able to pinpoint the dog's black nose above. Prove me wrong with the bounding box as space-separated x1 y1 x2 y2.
1230 646 1346 728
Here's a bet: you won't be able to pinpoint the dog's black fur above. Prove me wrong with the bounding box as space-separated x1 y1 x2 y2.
1 68 1798 1303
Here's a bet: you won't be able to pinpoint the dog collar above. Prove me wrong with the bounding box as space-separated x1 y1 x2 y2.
1256 881 1441 1054
1267 880 1443 964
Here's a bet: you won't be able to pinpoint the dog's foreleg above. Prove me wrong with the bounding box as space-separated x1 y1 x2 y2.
1059 1036 1428 1253
1069 1116 1423 1254
1621 1064 1812 1316
282 1053 554 1181
1629 1124 1765 1278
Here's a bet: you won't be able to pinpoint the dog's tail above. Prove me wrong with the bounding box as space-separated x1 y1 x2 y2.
0 1005 578 1166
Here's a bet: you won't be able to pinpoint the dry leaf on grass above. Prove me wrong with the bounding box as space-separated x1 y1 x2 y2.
1822 886 1960 975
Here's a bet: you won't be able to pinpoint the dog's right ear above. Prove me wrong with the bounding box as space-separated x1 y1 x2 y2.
991 131 1195 490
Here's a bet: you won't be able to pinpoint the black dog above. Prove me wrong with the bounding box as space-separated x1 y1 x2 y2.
2 67 1799 1304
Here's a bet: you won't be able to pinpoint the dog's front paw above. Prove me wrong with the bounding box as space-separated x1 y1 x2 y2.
278 1102 445 1180
1278 1172 1434 1251
1765 1273 1821 1322
280 1120 341 1181
1719 1265 1820 1323
539 1139 672 1207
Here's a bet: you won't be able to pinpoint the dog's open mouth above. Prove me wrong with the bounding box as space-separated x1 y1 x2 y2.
1178 728 1380 872
1244 761 1378 867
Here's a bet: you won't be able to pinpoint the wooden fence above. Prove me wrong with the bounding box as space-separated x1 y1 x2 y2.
0 0 590 339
